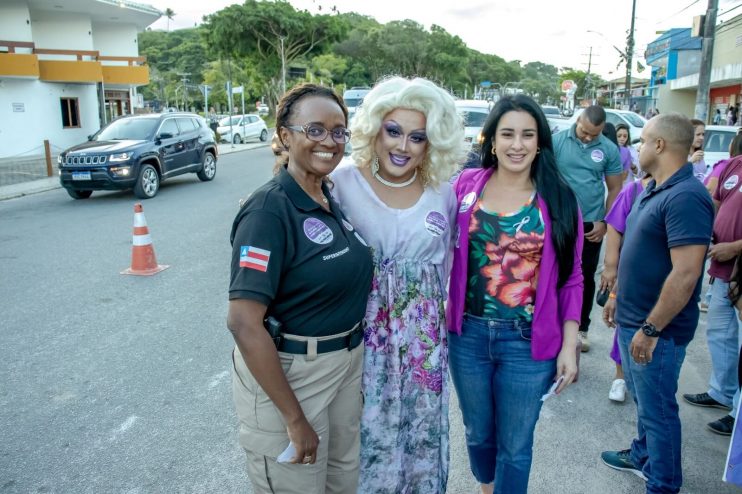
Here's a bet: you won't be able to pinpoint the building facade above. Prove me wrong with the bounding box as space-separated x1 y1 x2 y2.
0 0 161 159
645 15 742 121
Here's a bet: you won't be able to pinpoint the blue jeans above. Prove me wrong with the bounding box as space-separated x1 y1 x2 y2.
449 314 556 494
706 280 742 414
619 326 687 494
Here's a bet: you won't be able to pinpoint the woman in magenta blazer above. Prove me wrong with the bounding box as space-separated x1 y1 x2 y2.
446 94 584 494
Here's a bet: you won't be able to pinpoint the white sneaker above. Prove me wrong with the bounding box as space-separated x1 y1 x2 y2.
578 331 590 352
609 379 627 402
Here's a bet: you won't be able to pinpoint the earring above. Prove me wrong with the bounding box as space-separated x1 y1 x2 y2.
536 147 540 154
371 156 380 175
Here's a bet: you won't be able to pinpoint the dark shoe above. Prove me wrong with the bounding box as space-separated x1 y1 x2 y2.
601 449 647 480
708 415 735 436
682 392 732 410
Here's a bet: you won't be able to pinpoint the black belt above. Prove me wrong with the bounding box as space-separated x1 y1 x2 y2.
277 324 363 355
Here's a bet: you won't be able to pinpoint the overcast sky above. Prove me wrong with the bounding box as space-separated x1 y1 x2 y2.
145 0 741 80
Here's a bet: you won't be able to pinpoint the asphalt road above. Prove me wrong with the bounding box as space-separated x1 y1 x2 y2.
0 148 736 493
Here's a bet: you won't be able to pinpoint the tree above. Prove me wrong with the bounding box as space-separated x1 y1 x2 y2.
164 8 175 32
202 0 347 98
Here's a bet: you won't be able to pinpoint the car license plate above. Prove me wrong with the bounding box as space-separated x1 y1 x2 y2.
72 171 91 181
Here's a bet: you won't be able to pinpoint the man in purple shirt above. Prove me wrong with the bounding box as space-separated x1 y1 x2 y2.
683 155 742 435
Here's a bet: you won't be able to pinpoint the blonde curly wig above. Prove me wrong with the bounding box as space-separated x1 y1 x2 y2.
350 76 467 186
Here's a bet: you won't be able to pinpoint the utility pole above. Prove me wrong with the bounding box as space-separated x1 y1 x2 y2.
695 0 718 122
624 0 636 110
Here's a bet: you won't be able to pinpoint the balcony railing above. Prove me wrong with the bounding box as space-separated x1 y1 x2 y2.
0 40 148 84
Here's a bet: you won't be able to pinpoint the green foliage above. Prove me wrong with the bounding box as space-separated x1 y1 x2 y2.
138 1 589 110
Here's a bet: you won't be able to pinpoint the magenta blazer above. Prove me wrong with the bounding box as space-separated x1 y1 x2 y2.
446 168 585 360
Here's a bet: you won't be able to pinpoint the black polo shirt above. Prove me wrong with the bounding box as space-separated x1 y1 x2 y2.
229 167 373 337
615 163 714 344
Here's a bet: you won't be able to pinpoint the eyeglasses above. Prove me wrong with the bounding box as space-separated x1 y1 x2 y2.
285 123 351 144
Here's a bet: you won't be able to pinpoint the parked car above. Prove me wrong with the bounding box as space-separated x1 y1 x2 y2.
217 114 268 144
540 105 563 118
257 104 269 116
548 108 647 144
343 87 371 112
704 125 740 165
455 99 492 151
58 113 218 199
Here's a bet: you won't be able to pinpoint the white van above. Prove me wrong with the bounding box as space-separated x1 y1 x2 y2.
343 87 371 112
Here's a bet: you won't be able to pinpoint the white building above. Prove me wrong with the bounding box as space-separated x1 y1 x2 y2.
0 0 161 159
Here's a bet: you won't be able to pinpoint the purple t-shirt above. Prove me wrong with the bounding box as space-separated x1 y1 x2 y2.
605 180 645 234
703 158 731 185
710 156 742 281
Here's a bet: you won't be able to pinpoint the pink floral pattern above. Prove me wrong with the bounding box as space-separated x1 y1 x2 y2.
466 199 544 319
360 257 449 493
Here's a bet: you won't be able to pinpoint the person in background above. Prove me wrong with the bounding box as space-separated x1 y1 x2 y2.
208 107 218 133
683 153 742 436
227 84 373 494
616 124 639 184
331 76 465 493
713 109 722 125
689 118 707 181
448 94 583 494
601 171 653 402
554 105 623 352
601 113 714 494
704 134 742 196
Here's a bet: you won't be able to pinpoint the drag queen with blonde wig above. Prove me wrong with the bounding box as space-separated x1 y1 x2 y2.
331 76 466 493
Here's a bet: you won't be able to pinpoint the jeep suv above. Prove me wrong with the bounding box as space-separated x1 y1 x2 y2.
58 113 218 199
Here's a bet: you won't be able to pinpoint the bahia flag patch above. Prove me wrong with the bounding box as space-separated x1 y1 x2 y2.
240 246 271 272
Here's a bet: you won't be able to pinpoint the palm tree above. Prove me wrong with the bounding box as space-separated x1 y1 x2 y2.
164 8 175 32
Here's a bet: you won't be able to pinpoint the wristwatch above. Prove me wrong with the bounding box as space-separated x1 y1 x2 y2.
640 321 660 338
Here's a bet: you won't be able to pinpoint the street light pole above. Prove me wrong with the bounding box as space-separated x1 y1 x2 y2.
624 0 637 109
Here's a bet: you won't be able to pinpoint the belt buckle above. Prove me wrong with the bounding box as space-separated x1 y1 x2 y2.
346 325 363 351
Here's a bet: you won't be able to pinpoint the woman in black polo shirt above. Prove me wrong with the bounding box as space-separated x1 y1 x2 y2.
227 84 373 494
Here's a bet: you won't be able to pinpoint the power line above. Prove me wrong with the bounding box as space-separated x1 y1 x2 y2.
719 3 741 16
656 0 702 25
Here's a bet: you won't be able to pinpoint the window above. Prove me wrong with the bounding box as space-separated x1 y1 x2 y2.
158 119 180 137
176 117 197 132
60 98 80 128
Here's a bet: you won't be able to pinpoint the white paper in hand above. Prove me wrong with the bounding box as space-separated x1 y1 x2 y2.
276 436 321 464
541 375 564 402
276 442 297 463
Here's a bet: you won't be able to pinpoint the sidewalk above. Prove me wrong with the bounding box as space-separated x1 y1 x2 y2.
0 142 269 202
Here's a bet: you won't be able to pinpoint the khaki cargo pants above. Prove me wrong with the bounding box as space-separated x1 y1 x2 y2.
231 343 363 494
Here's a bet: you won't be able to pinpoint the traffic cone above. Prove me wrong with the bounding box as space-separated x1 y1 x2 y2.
121 203 169 276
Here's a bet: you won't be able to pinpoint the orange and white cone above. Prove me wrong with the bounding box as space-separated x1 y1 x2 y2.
121 203 169 276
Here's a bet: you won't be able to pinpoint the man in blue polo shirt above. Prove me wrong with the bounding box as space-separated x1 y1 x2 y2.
601 113 714 494
554 106 624 351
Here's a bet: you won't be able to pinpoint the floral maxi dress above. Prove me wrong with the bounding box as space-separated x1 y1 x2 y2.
331 165 457 494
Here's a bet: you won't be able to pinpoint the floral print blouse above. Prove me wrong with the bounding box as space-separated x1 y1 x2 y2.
465 194 545 321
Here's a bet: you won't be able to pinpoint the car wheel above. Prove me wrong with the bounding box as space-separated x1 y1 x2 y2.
233 134 242 144
260 129 268 142
66 189 92 199
197 152 217 181
133 164 159 199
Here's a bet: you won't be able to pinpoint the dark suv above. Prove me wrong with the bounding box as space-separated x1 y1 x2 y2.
58 112 218 199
